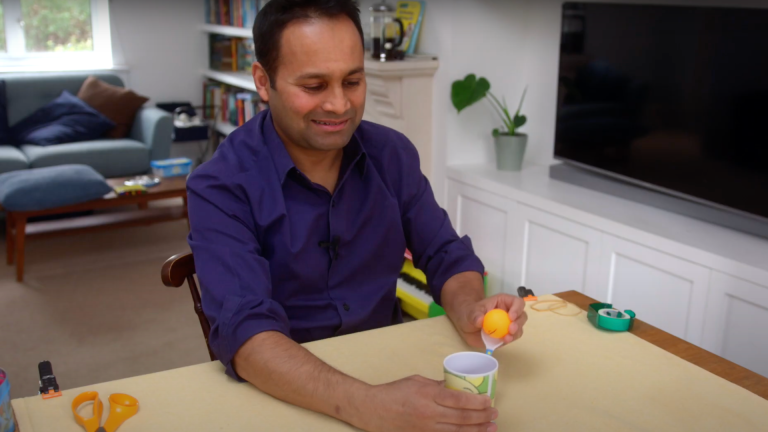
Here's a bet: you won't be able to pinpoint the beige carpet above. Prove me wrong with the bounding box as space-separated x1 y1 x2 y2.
0 211 210 400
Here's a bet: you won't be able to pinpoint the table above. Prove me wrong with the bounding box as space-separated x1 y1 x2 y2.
557 291 768 400
11 292 768 431
3 176 188 282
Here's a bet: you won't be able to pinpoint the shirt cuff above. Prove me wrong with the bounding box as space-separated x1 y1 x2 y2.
428 235 485 306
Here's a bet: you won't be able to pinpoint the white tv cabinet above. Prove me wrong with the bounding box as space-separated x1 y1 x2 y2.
446 163 768 378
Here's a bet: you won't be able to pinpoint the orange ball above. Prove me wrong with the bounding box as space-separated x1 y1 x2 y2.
483 309 512 338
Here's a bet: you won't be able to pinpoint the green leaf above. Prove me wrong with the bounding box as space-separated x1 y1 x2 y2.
492 128 501 137
451 74 491 113
513 114 527 129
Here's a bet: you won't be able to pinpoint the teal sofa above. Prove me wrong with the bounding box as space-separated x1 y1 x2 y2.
0 73 172 178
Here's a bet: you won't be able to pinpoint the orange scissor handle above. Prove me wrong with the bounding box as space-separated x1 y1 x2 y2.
101 393 140 432
72 391 104 432
72 392 139 432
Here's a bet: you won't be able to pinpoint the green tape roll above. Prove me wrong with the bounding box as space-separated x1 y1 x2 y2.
588 303 636 332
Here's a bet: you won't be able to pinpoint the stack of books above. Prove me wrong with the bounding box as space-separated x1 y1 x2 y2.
210 35 255 72
206 0 268 28
203 80 269 128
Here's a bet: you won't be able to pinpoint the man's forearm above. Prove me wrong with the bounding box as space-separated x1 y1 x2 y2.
441 271 485 322
233 331 371 428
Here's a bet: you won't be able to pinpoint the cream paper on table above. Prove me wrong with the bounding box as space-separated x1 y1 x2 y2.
12 295 768 431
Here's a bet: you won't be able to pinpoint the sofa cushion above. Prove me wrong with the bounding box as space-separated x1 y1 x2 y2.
21 139 150 178
10 91 116 146
4 74 124 127
0 145 29 174
0 81 11 144
77 76 149 139
0 164 112 212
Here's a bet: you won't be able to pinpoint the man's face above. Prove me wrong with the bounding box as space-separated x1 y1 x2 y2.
254 16 366 153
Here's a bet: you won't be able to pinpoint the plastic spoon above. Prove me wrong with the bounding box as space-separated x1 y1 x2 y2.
481 330 504 355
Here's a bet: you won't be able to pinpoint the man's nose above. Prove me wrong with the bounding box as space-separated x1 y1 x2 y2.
321 84 350 114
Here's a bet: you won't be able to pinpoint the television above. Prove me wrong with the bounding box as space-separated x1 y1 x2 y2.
554 2 768 229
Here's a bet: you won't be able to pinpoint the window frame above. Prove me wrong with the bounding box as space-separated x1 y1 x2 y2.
0 0 112 72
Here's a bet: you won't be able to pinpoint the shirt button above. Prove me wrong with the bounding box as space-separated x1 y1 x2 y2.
331 200 336 208
343 303 350 311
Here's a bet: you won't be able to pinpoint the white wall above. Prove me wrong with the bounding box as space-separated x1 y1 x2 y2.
361 0 768 204
110 0 205 105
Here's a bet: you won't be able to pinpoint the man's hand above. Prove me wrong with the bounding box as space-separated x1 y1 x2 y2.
441 272 529 350
452 293 528 349
362 375 497 432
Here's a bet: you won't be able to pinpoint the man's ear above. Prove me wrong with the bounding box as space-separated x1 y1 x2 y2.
252 62 271 102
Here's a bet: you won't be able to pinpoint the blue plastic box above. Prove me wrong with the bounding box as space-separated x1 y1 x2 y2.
150 158 192 178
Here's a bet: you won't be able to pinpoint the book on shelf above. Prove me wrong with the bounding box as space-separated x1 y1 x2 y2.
203 79 268 130
396 1 425 55
206 0 262 28
209 35 255 72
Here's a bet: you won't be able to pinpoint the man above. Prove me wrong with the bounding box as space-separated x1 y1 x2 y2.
187 1 528 431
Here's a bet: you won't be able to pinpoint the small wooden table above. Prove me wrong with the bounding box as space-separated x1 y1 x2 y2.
3 176 188 282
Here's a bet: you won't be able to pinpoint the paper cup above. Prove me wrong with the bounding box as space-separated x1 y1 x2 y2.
443 352 499 406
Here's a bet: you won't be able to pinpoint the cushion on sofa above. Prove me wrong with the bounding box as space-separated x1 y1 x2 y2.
0 164 112 212
4 74 124 127
10 91 115 146
0 145 29 174
20 139 150 178
78 76 149 139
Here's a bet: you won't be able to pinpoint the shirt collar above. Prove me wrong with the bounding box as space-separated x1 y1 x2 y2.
263 110 297 185
264 110 368 185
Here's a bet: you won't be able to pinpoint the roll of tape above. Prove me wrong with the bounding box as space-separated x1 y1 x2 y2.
588 303 636 332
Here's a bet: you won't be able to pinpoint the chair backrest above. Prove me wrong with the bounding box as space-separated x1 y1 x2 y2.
161 252 216 361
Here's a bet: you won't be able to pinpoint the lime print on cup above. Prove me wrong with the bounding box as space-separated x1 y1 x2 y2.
444 352 499 407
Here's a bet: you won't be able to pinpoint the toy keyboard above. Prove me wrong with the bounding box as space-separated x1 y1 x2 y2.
396 258 445 320
396 253 489 320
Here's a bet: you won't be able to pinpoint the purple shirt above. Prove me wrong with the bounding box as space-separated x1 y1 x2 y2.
187 110 484 379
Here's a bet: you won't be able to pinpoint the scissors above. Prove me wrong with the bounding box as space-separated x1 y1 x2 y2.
72 391 139 432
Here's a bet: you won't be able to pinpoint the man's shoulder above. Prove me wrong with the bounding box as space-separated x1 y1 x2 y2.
188 112 270 190
355 120 418 161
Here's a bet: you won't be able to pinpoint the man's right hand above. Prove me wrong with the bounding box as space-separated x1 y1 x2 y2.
360 375 498 432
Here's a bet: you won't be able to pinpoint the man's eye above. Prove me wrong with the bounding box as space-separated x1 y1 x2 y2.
344 81 361 87
304 85 324 92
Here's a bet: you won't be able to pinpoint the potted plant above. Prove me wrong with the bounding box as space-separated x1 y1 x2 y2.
451 74 528 171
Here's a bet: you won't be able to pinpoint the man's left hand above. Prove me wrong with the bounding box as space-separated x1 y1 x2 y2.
451 294 528 350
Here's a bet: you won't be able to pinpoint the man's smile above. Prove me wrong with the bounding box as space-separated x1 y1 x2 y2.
311 119 349 131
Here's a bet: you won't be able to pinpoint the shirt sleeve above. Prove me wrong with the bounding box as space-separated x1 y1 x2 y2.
186 168 291 381
396 137 485 306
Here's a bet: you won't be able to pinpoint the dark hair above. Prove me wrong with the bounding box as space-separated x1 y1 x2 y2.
253 0 364 87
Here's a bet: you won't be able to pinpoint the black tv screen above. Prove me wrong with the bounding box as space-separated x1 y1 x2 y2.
555 2 768 221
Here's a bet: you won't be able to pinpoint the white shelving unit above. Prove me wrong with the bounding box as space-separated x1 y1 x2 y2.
214 121 238 136
201 23 252 38
202 69 256 92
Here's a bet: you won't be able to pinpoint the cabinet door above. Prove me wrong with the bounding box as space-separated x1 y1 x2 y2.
446 180 516 296
507 204 603 298
600 235 710 345
702 271 768 378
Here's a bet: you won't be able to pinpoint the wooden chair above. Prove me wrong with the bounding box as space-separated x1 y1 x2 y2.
161 252 216 361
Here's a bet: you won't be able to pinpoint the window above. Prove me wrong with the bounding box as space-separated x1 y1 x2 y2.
0 0 111 71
